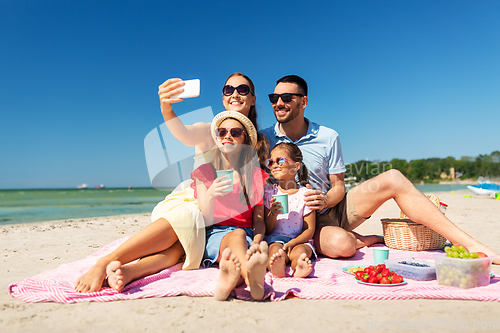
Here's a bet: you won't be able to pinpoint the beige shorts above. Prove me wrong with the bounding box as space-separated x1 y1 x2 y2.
316 190 369 232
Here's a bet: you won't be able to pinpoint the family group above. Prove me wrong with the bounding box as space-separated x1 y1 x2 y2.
74 73 499 301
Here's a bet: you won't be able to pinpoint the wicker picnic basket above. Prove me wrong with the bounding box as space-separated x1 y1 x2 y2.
381 194 448 251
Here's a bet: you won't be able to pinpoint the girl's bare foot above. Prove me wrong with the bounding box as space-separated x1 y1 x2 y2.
245 241 268 300
269 248 286 278
74 259 108 293
293 253 313 278
214 248 241 301
106 261 131 292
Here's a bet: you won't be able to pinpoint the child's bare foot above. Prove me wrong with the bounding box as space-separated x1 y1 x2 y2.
106 261 131 292
74 259 108 293
293 253 313 278
245 241 268 300
214 248 241 301
269 248 286 278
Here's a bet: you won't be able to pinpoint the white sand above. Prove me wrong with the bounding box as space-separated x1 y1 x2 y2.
2 190 499 332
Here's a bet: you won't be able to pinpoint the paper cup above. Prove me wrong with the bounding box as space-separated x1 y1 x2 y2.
373 248 389 265
216 169 233 192
272 193 289 214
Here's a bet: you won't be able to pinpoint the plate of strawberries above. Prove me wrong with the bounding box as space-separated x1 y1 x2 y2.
354 264 406 286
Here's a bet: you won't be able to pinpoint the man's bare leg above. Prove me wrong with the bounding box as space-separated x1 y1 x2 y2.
75 218 180 292
314 226 356 258
350 169 500 264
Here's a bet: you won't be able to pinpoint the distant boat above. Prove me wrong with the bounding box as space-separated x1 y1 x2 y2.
77 184 88 189
467 183 500 196
94 184 105 189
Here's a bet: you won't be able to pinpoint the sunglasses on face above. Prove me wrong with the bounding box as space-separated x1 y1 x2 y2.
265 156 293 168
215 127 245 139
222 84 254 96
268 93 304 104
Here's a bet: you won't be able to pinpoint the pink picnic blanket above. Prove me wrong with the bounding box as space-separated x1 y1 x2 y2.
9 238 500 303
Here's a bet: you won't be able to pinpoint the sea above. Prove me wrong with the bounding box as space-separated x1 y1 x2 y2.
0 188 172 225
0 184 470 226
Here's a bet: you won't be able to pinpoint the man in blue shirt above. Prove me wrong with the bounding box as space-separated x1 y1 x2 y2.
260 75 499 263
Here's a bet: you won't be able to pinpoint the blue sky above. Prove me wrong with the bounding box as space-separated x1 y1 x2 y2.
1 0 499 189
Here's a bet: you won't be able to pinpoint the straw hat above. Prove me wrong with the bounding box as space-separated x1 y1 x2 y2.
211 111 257 147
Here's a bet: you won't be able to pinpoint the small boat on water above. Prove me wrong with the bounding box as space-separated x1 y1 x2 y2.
467 183 500 196
77 183 88 189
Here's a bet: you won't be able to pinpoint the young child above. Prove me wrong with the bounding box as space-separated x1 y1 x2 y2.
264 142 316 278
191 111 269 301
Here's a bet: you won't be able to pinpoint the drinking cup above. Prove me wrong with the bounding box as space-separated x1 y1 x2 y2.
373 248 390 265
272 193 289 214
216 169 233 193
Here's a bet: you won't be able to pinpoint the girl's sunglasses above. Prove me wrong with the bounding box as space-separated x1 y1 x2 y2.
223 84 254 96
215 127 245 139
265 156 293 168
268 93 304 104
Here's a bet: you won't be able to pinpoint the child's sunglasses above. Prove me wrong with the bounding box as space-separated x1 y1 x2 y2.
265 156 293 168
268 93 304 104
222 84 254 96
215 127 245 139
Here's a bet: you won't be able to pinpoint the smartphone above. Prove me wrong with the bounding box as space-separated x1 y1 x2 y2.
172 79 200 99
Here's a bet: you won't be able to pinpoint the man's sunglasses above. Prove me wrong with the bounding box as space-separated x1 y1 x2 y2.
265 156 293 168
268 93 304 104
222 84 254 96
215 127 245 139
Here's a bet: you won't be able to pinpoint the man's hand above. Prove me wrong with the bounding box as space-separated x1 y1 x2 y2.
304 184 327 211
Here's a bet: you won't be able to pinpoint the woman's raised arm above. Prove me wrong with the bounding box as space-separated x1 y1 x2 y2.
158 78 213 150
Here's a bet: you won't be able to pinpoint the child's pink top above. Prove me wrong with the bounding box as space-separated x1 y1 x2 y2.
191 164 269 228
264 184 312 238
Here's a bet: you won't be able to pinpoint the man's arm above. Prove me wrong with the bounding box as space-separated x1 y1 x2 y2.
304 173 345 211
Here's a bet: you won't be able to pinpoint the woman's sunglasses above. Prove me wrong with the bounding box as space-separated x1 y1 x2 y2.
268 93 304 104
223 84 254 96
215 127 245 139
265 156 293 168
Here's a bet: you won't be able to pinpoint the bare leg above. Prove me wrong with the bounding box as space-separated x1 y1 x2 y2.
213 228 248 300
314 222 384 258
314 225 356 258
214 248 241 301
350 169 500 264
75 218 180 292
245 241 269 300
268 243 287 278
289 245 313 278
106 241 184 292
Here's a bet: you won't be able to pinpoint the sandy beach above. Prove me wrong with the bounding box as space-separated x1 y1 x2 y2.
2 190 499 333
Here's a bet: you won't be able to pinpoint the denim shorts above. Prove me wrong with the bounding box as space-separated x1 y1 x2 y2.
264 234 318 261
202 225 254 268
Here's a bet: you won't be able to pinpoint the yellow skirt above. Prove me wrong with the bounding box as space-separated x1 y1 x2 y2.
151 179 205 270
